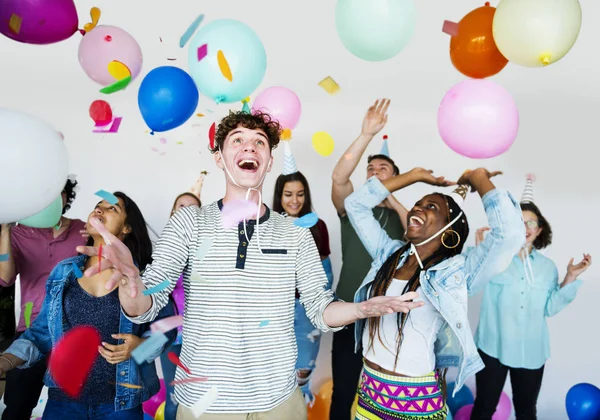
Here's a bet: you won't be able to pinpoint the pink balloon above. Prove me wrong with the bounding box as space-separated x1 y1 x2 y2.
143 378 166 417
252 86 302 130
437 79 519 159
493 392 512 420
78 25 143 86
454 404 473 420
0 0 79 44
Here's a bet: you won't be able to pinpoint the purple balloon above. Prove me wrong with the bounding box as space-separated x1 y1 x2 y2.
454 393 512 420
438 79 519 159
454 404 473 420
0 0 79 44
252 86 302 131
143 378 166 417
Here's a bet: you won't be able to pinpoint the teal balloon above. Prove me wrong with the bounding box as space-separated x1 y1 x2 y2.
187 19 266 104
335 0 416 61
18 195 62 228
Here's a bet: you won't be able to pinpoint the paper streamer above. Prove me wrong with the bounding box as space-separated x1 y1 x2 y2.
294 213 319 229
83 7 101 33
71 262 83 279
208 122 216 149
150 315 183 334
24 302 33 329
95 190 118 205
180 14 205 48
442 20 459 37
191 386 219 418
107 61 131 81
195 238 214 262
131 332 168 364
259 320 270 327
0 254 8 262
92 117 123 133
115 382 142 389
142 279 170 296
221 200 258 229
100 77 132 94
168 351 192 374
217 50 233 82
170 377 209 386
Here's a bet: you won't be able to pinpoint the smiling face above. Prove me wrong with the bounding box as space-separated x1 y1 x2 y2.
214 126 273 190
87 198 131 241
171 194 200 217
523 210 542 246
281 180 305 217
367 158 395 182
406 194 449 243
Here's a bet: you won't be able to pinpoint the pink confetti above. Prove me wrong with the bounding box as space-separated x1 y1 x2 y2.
151 147 159 152
442 20 459 37
197 44 208 61
159 152 167 156
150 315 183 334
170 377 209 386
221 200 258 229
159 137 167 144
92 117 122 133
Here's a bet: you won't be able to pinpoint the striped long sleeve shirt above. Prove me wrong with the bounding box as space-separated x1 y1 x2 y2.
127 200 341 413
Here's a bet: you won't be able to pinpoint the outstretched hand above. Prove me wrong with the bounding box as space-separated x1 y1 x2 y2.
362 99 390 136
566 254 592 282
410 168 456 187
456 169 502 189
76 217 141 298
356 292 424 319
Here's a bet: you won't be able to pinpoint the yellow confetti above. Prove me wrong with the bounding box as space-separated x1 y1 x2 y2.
176 141 183 145
83 7 101 33
312 132 335 157
115 382 142 389
281 129 292 140
8 14 22 35
107 60 131 81
196 113 205 117
217 50 233 82
318 76 340 95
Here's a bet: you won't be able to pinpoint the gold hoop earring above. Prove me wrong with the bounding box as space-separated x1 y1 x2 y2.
441 230 460 249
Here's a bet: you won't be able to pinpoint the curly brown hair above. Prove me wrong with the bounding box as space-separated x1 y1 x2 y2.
209 110 281 154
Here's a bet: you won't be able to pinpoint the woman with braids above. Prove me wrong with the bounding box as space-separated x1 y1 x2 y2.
344 167 525 420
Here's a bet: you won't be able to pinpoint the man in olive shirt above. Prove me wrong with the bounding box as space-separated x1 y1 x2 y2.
330 99 407 420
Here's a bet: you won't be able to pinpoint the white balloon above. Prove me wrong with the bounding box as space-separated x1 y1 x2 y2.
493 0 582 67
0 109 68 223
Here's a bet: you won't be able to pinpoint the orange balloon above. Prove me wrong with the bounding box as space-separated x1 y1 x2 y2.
307 379 333 420
450 2 508 78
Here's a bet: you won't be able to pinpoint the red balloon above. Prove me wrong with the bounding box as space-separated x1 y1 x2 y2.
89 100 113 125
208 122 216 149
48 326 101 398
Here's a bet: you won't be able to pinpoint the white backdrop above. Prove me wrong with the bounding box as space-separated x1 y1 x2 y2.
1 1 598 418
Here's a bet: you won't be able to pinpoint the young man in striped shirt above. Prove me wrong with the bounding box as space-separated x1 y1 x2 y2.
77 111 421 420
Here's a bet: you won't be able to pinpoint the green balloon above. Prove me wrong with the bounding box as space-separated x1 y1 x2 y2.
18 195 62 228
335 0 416 62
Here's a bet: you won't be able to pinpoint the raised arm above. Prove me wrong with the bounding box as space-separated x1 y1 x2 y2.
0 224 17 286
332 99 390 216
546 254 592 317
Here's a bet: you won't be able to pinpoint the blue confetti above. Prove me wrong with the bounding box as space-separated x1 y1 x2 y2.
95 190 118 205
179 14 205 48
259 320 270 327
294 213 319 229
131 332 168 364
195 238 213 262
142 279 170 296
71 262 83 278
0 254 8 262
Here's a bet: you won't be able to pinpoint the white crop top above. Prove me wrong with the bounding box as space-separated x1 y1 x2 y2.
362 279 444 376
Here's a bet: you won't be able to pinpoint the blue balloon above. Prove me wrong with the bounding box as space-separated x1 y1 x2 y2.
138 66 199 133
143 414 153 420
446 382 474 415
187 19 266 104
566 383 600 420
18 195 62 228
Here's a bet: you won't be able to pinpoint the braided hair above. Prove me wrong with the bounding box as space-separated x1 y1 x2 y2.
366 193 470 371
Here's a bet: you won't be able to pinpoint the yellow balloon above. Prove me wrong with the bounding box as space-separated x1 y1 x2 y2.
312 132 335 156
154 401 165 420
493 0 582 67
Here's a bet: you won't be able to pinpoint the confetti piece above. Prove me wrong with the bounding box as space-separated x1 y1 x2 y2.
217 50 233 82
131 332 168 364
115 382 142 389
92 117 123 133
107 60 131 81
294 213 319 229
170 377 209 386
95 190 118 205
442 20 459 37
151 147 160 153
99 76 132 94
142 279 170 296
8 14 22 35
176 141 183 145
49 326 100 398
159 137 167 145
24 302 33 329
167 58 177 61
208 122 216 149
318 76 340 95
196 113 205 117
196 44 208 62
259 320 270 327
83 7 101 33
312 132 335 156
150 315 183 334
191 386 219 418
180 14 205 48
221 200 258 229
0 254 8 262
71 262 83 279
168 351 192 374
195 238 214 262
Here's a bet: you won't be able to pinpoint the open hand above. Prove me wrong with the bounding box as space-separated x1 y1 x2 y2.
362 99 390 136
356 292 424 319
410 168 456 187
456 169 502 189
566 254 592 282
98 334 144 365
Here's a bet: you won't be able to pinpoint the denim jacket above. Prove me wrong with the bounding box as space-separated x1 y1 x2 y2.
7 255 176 411
345 177 525 395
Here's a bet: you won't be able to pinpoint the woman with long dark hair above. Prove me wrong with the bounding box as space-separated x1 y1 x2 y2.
471 175 592 420
0 192 176 420
344 167 525 420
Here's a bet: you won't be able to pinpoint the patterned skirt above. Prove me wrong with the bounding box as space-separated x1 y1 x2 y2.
355 363 448 420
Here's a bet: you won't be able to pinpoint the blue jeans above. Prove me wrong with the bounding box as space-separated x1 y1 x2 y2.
42 399 142 419
159 343 182 420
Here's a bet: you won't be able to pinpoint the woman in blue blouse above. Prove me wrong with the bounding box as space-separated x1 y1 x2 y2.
0 192 176 420
471 176 592 420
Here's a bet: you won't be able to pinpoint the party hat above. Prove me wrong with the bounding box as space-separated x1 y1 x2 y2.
521 173 535 204
282 140 298 175
189 171 208 200
241 97 250 114
380 136 390 157
448 184 470 209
